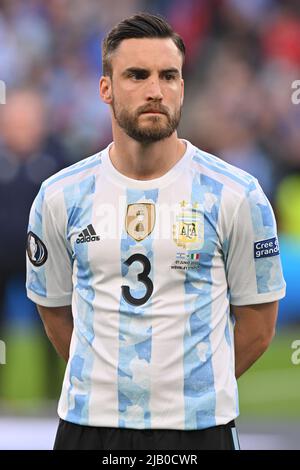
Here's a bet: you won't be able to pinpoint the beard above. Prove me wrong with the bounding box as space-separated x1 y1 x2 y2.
111 97 182 144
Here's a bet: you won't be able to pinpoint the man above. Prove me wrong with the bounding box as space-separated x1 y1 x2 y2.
0 88 67 328
26 13 286 450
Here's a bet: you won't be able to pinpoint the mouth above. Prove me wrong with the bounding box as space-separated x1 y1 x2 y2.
141 111 165 115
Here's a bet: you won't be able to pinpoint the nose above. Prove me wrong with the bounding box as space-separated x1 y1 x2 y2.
146 77 163 101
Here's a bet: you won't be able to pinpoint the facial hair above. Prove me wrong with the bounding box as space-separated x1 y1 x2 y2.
111 97 182 144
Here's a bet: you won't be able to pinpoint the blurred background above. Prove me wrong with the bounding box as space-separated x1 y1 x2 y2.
0 0 300 450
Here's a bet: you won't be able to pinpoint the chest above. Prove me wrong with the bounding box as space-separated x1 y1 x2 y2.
67 184 224 283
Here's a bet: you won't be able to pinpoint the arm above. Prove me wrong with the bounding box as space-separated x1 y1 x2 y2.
37 304 73 363
231 301 278 379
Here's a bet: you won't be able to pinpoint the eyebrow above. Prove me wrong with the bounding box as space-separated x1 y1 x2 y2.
122 67 181 77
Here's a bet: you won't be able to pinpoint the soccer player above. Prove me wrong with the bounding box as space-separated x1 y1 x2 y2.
26 13 286 450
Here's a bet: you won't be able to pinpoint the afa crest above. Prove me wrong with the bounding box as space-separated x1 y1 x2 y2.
173 201 204 250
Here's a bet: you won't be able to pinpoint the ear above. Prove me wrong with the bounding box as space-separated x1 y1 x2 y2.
181 78 184 106
99 76 112 104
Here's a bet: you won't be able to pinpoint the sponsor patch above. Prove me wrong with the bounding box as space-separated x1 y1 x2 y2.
26 231 48 266
254 237 279 259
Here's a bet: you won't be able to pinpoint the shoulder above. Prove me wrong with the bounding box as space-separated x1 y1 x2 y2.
189 142 260 198
38 149 104 203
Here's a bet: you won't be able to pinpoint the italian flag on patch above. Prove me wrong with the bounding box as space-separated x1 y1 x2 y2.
189 253 200 260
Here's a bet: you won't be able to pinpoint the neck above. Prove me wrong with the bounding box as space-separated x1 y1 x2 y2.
109 128 186 181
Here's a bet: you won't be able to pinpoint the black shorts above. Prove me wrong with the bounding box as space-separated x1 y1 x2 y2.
53 418 240 450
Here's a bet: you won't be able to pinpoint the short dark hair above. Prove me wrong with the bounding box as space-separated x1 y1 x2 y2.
102 12 185 77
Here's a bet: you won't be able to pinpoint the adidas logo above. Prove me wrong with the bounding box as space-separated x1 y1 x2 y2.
76 224 100 244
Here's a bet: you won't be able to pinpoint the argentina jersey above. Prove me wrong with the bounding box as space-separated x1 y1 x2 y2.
26 139 286 430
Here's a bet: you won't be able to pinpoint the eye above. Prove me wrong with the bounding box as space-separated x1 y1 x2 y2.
164 73 176 81
129 71 148 80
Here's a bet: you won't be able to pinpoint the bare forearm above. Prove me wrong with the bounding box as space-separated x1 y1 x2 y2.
37 305 73 362
45 319 73 362
234 326 269 378
232 302 278 379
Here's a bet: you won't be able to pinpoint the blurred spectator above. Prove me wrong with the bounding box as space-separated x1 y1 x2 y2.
262 2 300 67
0 88 68 327
144 0 213 68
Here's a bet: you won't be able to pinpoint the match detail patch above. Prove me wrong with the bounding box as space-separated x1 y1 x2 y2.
26 231 48 266
254 237 279 259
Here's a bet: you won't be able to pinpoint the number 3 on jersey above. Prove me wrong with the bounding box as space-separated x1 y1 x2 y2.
121 253 153 306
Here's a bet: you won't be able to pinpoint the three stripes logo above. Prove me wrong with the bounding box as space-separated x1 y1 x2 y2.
76 224 100 244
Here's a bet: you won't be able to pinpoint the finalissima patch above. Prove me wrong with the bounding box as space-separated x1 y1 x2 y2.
254 237 279 259
26 231 48 266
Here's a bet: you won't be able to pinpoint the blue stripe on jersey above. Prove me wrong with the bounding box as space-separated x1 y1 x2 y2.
64 175 96 424
247 185 285 294
26 186 47 297
44 157 100 190
118 189 158 429
225 276 239 418
224 306 232 347
192 151 253 189
183 173 223 429
225 301 239 416
235 382 239 416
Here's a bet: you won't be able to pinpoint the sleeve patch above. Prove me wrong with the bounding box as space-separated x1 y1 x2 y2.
26 231 48 266
254 237 279 259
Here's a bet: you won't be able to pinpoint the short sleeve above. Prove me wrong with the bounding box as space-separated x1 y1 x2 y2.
26 184 73 307
225 180 286 306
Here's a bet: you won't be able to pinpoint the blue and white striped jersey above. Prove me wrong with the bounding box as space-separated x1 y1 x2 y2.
26 139 286 430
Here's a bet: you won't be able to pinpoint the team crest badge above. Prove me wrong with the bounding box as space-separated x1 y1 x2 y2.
173 201 204 250
125 203 156 241
26 231 48 267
